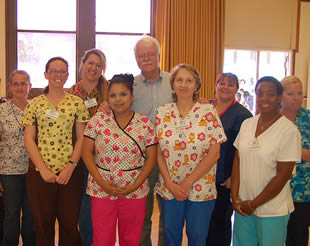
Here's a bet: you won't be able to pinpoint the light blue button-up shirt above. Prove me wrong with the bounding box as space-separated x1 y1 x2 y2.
132 71 172 123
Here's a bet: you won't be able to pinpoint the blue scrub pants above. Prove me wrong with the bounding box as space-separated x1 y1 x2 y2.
161 198 215 246
233 212 289 246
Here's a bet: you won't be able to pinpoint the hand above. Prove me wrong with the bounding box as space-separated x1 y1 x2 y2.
56 164 75 185
113 184 138 197
97 101 111 113
220 177 231 189
0 182 3 192
101 181 118 196
198 98 210 104
166 181 189 201
232 198 248 216
39 166 57 183
240 200 256 216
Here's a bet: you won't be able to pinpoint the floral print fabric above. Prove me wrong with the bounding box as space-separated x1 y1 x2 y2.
155 102 226 201
291 107 310 202
0 101 29 174
20 94 89 174
84 111 158 200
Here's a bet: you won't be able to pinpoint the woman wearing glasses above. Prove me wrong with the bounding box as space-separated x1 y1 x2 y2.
67 48 108 246
0 70 35 246
21 57 90 246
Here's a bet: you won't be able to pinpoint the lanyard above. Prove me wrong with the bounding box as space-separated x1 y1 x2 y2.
9 101 24 134
72 81 82 98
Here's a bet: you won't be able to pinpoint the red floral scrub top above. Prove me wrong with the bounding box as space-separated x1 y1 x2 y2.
155 102 226 201
84 111 158 200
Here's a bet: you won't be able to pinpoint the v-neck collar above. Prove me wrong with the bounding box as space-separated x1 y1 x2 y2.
44 93 67 108
254 114 284 138
113 111 135 130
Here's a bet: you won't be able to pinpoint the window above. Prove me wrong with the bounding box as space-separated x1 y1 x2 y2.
8 0 151 88
223 49 291 114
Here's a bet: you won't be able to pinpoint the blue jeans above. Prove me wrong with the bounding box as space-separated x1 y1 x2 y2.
0 174 35 246
161 198 215 246
79 162 93 246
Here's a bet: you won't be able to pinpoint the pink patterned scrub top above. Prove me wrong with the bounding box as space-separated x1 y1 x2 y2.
155 102 227 201
84 111 158 200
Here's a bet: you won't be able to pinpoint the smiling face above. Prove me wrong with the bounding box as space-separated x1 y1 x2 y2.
172 68 198 101
81 53 103 83
281 82 303 113
135 41 160 75
44 60 68 89
216 76 238 103
9 73 31 100
108 83 134 115
256 81 282 114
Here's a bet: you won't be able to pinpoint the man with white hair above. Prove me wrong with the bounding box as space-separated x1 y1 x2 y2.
132 35 172 246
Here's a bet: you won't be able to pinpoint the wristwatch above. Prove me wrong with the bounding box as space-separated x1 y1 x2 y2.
69 160 78 168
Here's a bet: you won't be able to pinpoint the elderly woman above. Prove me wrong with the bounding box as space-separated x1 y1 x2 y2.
67 48 108 246
280 76 310 246
207 73 252 246
0 70 35 245
155 64 226 245
231 76 301 246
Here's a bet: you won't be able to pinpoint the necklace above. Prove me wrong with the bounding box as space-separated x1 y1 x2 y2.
257 113 280 131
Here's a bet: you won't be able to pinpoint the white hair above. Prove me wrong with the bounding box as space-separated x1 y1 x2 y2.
134 35 161 57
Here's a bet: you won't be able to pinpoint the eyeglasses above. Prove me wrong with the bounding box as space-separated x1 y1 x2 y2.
49 69 68 76
136 52 157 59
11 82 29 87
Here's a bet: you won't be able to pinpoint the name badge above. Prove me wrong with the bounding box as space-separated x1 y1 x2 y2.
176 116 191 130
248 138 261 149
84 98 97 108
45 109 59 120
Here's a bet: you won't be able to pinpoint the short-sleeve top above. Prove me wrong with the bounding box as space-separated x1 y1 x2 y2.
84 111 158 200
0 101 29 174
155 102 227 201
20 94 90 174
234 115 301 217
67 79 108 117
291 107 310 202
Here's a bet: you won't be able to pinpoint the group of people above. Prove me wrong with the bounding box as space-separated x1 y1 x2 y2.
0 34 308 246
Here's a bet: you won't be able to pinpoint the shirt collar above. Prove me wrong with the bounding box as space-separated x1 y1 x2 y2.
142 70 163 84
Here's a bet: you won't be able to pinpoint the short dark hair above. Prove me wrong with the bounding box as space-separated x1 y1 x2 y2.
255 76 283 95
108 74 134 94
45 57 68 72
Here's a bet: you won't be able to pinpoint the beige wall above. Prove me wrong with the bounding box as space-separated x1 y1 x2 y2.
295 2 310 103
225 0 298 50
0 0 6 97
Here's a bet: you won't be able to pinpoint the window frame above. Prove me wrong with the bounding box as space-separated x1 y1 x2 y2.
6 0 152 95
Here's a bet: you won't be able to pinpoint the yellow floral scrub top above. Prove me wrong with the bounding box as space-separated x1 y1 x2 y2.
20 94 90 174
155 102 227 201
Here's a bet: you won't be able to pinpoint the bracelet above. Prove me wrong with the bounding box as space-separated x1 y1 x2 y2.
69 160 78 168
248 200 255 211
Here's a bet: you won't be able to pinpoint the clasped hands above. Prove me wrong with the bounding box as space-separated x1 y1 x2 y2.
39 163 75 185
166 180 190 201
101 181 139 197
232 197 257 216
